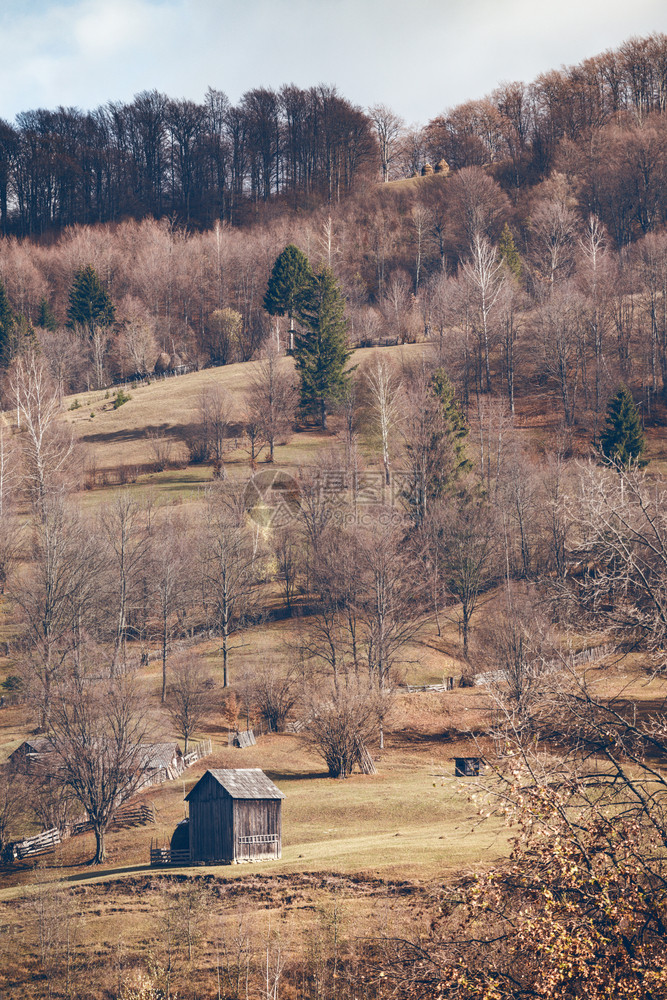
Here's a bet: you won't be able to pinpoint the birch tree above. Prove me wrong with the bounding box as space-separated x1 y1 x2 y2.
364 352 403 485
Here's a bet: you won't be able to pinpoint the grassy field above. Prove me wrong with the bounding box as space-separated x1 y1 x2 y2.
2 342 667 995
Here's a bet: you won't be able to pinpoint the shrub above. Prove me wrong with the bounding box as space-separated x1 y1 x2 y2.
113 388 131 409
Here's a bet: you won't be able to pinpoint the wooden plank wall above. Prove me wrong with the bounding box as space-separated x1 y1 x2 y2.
189 775 234 863
233 800 281 861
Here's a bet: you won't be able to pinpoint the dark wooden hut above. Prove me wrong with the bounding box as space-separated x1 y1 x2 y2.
8 737 52 773
185 768 284 864
454 757 482 777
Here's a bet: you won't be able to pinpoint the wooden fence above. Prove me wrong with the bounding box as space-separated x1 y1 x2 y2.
110 801 155 829
405 678 455 693
182 738 213 768
149 843 191 867
13 827 61 860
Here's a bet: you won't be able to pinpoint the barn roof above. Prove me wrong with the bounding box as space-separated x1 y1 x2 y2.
137 742 181 771
186 768 285 801
9 737 51 758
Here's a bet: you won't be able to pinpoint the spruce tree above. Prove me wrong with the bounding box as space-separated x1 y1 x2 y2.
499 223 522 282
599 385 647 467
431 368 472 481
37 297 58 331
264 244 313 341
293 266 352 429
67 264 115 335
0 277 13 365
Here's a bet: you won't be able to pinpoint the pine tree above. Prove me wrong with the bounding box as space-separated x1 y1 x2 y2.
599 385 647 467
0 278 13 365
293 266 352 429
402 367 471 525
263 244 313 343
37 298 58 331
67 264 115 335
431 368 472 481
499 223 522 282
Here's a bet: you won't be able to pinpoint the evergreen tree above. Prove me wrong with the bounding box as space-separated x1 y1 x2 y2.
263 245 314 340
599 385 647 467
431 368 472 481
402 367 471 525
0 278 13 365
37 297 58 331
293 266 352 429
499 223 522 281
67 264 115 335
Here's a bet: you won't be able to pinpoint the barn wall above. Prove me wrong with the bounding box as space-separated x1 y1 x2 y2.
189 775 234 862
233 799 282 861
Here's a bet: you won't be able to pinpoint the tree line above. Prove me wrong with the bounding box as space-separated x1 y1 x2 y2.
1 34 667 240
0 84 376 235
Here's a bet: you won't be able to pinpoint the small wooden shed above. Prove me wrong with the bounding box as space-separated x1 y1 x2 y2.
8 737 52 773
454 756 482 777
185 768 284 864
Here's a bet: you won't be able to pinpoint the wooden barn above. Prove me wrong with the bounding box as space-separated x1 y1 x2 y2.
8 737 52 773
185 768 284 864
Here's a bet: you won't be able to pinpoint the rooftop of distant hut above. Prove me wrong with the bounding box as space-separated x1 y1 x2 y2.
185 768 285 800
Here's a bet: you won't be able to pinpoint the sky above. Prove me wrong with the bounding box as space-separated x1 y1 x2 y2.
1 0 666 126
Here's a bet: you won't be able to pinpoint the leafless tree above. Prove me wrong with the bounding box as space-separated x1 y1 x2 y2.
527 195 578 296
145 430 173 472
8 351 76 514
203 485 257 687
37 327 87 399
99 492 151 674
148 518 192 702
429 495 498 658
246 347 297 462
48 672 152 863
119 316 158 377
167 656 212 753
199 383 231 473
0 419 19 593
537 285 585 427
367 104 406 182
364 352 403 485
274 525 301 616
559 462 667 667
12 496 103 727
89 325 111 389
461 231 507 392
249 663 299 732
300 677 383 777
357 519 427 696
380 269 414 344
477 586 554 724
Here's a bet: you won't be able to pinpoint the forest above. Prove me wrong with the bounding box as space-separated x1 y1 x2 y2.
0 30 666 1000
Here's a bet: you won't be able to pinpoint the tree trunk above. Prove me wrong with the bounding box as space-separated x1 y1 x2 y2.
93 824 106 864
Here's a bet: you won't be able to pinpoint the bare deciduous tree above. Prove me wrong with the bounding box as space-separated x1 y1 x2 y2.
99 492 150 675
246 347 297 462
8 351 76 514
300 677 382 778
367 104 406 183
203 485 257 687
249 663 299 733
364 352 403 485
167 656 212 754
48 673 151 863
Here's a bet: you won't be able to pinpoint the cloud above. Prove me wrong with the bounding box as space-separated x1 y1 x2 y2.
0 0 665 123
